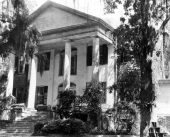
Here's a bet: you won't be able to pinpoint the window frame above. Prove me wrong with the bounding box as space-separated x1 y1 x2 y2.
37 52 51 72
99 44 108 65
15 56 24 74
36 86 48 105
86 44 108 66
86 46 92 66
59 48 77 76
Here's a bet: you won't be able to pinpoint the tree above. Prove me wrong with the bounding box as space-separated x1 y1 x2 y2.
0 0 40 119
104 0 170 136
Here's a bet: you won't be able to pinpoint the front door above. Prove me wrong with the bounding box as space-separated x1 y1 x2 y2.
13 88 27 104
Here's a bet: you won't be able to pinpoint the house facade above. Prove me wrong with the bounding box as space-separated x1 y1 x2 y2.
11 0 116 110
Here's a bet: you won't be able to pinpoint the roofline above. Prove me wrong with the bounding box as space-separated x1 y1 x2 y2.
41 22 97 36
28 0 114 31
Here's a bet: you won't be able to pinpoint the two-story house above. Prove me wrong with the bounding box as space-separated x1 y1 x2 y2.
12 0 116 110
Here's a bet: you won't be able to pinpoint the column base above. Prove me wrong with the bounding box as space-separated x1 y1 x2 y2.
25 108 37 112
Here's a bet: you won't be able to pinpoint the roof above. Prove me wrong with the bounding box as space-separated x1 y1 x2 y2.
28 0 114 31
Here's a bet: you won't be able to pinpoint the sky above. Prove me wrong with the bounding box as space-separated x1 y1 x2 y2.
33 0 124 28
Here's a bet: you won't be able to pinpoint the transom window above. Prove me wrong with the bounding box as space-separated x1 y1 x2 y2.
59 48 77 76
58 82 76 92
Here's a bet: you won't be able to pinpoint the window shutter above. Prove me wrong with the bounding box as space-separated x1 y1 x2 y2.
44 86 48 105
99 45 103 65
45 52 51 70
100 44 108 65
71 55 77 75
15 57 19 73
103 44 108 64
87 46 92 66
37 58 40 72
59 55 64 76
13 88 16 97
44 86 48 93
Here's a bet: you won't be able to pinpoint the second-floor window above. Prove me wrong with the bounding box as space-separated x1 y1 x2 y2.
37 52 51 72
59 48 77 76
86 44 108 66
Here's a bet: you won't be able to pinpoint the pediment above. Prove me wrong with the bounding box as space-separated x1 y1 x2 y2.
30 5 89 31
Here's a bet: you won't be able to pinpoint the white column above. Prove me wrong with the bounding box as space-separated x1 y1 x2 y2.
107 45 115 107
63 41 71 90
27 55 37 109
50 49 55 106
6 54 15 97
92 36 100 87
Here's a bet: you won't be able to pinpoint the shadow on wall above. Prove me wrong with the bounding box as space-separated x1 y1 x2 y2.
108 61 115 81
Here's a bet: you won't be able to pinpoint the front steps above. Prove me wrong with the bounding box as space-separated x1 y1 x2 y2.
0 110 47 137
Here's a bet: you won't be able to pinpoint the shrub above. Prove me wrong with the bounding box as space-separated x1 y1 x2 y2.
57 89 76 119
59 118 90 135
35 118 90 135
105 101 139 135
42 119 62 134
33 120 48 136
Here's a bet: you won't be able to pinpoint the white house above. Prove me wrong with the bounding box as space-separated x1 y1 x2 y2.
11 0 116 110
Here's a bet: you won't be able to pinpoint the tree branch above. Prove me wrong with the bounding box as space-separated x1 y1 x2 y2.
154 14 170 45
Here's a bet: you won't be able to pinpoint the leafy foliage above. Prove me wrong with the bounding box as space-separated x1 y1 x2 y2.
81 84 106 129
33 120 48 136
42 119 62 134
34 119 90 135
57 89 76 119
0 0 41 59
82 83 105 113
103 0 170 136
113 101 139 135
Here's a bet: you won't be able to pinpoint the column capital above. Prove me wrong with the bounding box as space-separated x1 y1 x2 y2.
91 35 99 39
63 39 74 43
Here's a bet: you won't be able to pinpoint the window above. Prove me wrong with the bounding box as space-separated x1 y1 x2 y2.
87 46 92 66
15 56 24 74
36 86 48 105
59 54 64 76
71 50 77 75
100 44 108 65
86 44 108 66
37 52 51 72
59 48 77 76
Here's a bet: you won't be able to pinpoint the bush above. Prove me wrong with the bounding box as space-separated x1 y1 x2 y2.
42 119 62 134
57 90 76 119
59 118 90 135
34 118 90 135
105 101 139 135
33 120 48 136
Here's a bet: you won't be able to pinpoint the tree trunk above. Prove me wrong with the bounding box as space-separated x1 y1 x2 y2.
140 58 154 137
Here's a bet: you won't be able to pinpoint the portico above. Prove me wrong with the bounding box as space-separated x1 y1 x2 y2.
11 0 116 110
